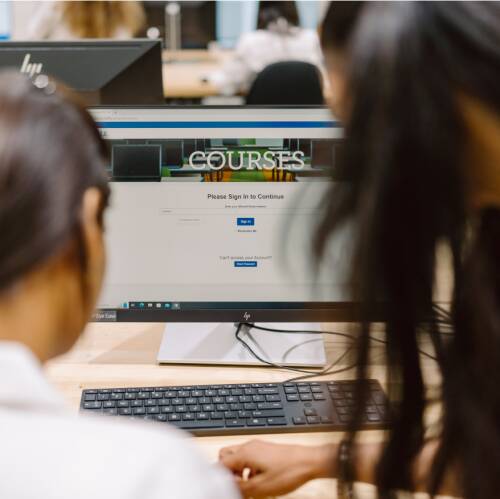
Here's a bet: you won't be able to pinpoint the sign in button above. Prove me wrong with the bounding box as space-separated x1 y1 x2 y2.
234 261 258 267
237 217 255 226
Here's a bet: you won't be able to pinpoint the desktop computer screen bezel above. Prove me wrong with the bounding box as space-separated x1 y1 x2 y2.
90 105 356 323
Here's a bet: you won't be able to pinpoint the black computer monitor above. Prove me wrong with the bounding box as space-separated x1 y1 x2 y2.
0 40 164 105
90 105 351 367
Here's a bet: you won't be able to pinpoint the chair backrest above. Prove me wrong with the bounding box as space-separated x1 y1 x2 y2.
246 60 324 105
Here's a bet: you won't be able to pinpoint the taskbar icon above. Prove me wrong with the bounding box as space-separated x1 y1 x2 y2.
126 301 180 310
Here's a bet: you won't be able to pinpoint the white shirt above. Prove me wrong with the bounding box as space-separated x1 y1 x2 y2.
0 341 239 499
210 28 325 95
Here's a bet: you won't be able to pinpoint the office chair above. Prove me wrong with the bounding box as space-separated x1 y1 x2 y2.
246 61 324 105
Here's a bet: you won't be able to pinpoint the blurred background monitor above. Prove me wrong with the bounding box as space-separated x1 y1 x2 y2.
0 40 163 105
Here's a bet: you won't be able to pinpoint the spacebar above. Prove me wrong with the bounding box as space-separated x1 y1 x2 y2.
174 421 226 430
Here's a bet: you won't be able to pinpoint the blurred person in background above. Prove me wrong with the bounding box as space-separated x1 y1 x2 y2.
209 0 324 96
25 1 145 40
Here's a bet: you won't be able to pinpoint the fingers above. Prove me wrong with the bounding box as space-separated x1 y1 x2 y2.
219 444 241 459
219 445 252 474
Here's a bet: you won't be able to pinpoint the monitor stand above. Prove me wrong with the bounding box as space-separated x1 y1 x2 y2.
157 323 326 367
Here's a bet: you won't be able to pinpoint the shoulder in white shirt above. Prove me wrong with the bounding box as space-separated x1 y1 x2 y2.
210 27 324 95
0 342 239 499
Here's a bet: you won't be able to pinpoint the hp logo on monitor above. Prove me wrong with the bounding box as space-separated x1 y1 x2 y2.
20 54 43 78
243 312 251 322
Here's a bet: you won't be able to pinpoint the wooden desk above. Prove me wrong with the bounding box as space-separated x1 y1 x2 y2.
43 321 449 499
162 49 234 99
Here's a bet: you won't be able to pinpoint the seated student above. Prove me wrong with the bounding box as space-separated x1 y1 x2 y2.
25 1 145 40
220 2 500 498
209 1 324 95
0 72 238 499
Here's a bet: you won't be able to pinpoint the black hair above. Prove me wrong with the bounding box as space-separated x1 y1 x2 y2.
318 2 500 497
257 1 299 30
0 71 109 300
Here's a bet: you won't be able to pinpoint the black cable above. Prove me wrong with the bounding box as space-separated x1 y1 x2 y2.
234 323 331 375
237 321 438 371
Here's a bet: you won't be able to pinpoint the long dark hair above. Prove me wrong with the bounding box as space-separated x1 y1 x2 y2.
318 2 500 497
0 71 109 300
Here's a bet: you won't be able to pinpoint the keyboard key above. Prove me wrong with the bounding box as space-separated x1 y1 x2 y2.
226 419 245 428
320 416 333 424
84 394 96 402
117 401 129 408
300 394 312 401
265 395 281 402
83 402 101 410
304 408 317 416
146 407 159 414
267 417 287 426
313 394 326 401
367 413 381 422
118 408 132 415
183 413 195 421
286 395 299 402
252 410 285 418
103 408 118 415
103 401 115 409
284 387 297 394
306 416 320 424
293 416 306 425
247 418 266 427
197 412 209 420
133 408 146 415
97 394 110 401
177 420 225 430
168 414 181 421
257 402 283 410
210 412 224 420
161 407 174 414
258 388 279 395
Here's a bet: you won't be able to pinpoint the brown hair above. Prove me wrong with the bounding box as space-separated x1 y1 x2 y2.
61 1 146 38
0 71 110 294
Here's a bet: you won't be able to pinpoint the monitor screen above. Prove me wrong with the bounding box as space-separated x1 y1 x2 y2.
91 106 352 322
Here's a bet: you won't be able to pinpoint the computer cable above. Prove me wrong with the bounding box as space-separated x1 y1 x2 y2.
234 322 346 376
236 322 439 376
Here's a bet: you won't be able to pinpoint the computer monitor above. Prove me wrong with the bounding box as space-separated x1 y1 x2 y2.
0 40 163 105
91 106 352 366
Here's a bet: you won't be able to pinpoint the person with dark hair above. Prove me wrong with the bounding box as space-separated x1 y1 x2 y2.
209 0 323 96
0 71 238 499
220 2 500 498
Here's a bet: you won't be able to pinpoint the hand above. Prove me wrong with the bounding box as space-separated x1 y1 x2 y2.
219 440 334 498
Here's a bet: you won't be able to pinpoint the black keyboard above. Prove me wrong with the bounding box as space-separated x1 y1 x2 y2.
80 379 388 436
